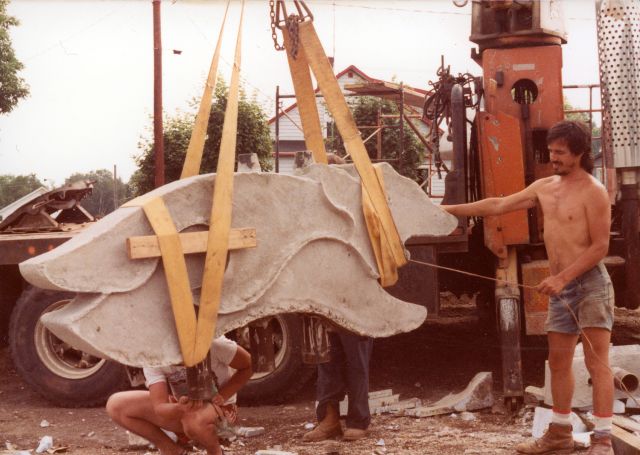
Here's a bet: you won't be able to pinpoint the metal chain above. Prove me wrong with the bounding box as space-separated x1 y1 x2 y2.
269 0 285 51
286 15 300 59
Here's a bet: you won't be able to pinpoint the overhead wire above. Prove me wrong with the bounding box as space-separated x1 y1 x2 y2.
24 6 124 62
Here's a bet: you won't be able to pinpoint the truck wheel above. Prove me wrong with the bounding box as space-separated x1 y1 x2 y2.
9 286 129 407
233 314 315 406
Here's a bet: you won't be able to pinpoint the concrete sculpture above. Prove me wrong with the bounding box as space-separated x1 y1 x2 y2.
20 163 457 367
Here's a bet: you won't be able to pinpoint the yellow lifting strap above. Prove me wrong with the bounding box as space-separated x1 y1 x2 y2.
127 0 245 367
142 197 198 362
294 20 407 285
282 27 327 164
362 165 400 287
181 0 231 179
192 0 245 365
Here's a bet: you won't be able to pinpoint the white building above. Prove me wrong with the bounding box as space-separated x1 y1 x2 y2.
268 65 452 202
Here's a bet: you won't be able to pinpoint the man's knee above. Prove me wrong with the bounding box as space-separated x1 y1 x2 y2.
182 415 217 442
584 356 612 379
548 352 573 373
106 392 127 420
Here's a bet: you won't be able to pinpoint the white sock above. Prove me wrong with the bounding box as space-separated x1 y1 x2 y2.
551 409 571 426
594 414 612 437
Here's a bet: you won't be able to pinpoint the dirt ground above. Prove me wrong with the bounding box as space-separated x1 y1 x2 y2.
1 296 639 455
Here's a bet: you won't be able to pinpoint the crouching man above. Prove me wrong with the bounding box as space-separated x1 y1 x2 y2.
107 336 252 455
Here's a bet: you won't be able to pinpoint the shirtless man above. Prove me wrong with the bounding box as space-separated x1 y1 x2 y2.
442 120 614 455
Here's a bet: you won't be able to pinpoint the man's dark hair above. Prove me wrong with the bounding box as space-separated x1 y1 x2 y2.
547 120 594 173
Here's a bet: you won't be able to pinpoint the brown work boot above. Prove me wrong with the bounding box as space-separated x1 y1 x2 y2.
515 423 575 454
342 427 367 441
586 433 613 454
303 403 342 442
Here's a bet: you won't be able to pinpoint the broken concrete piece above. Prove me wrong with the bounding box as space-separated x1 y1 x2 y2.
35 436 53 454
524 386 545 401
407 372 494 418
21 163 457 367
237 153 261 173
235 426 265 437
340 394 400 416
127 431 152 448
374 397 422 415
459 411 476 421
543 344 640 408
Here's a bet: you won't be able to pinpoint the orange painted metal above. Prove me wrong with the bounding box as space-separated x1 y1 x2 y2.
482 45 563 179
477 111 529 258
479 45 564 248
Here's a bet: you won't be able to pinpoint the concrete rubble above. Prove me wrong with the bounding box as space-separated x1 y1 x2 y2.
235 426 266 437
20 163 457 367
542 344 640 409
406 372 494 418
338 388 401 416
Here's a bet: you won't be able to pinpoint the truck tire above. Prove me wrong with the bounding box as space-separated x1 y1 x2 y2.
235 314 315 406
9 286 129 407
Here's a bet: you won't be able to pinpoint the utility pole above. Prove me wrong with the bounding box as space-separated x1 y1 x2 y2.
113 164 118 210
153 0 164 187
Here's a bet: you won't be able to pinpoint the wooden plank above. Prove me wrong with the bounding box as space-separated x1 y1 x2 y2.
611 424 640 455
297 20 407 286
614 415 640 434
127 228 256 260
142 197 197 364
180 0 230 179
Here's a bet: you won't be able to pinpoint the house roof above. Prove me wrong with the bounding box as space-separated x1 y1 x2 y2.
268 64 382 125
268 64 444 135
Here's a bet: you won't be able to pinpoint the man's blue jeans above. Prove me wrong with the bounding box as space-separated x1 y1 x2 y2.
315 330 373 430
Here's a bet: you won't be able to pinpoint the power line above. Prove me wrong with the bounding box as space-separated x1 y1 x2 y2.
25 6 123 62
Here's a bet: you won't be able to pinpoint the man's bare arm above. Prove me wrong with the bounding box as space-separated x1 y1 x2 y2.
441 180 542 217
536 184 611 295
213 346 252 404
148 381 194 421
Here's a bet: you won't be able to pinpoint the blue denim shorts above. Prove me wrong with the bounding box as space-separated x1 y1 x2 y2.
544 262 615 335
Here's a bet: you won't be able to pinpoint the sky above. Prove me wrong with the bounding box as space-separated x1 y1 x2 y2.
0 0 601 186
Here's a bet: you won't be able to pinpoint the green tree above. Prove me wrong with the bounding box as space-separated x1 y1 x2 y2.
325 96 424 181
130 81 273 196
564 97 602 155
0 173 44 208
65 169 129 218
0 0 29 114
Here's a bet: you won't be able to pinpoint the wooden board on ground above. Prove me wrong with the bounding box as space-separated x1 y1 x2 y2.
612 424 640 455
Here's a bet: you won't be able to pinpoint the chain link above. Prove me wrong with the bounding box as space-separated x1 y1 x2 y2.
269 0 285 51
286 15 300 59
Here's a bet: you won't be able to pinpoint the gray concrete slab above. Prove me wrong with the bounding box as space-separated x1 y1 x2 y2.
21 163 457 367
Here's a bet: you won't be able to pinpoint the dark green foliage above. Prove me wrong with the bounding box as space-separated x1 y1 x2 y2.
0 0 29 114
325 96 425 181
130 81 273 197
64 169 129 218
0 174 44 209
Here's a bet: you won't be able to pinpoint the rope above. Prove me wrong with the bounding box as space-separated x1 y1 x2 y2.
409 258 535 290
409 258 640 408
